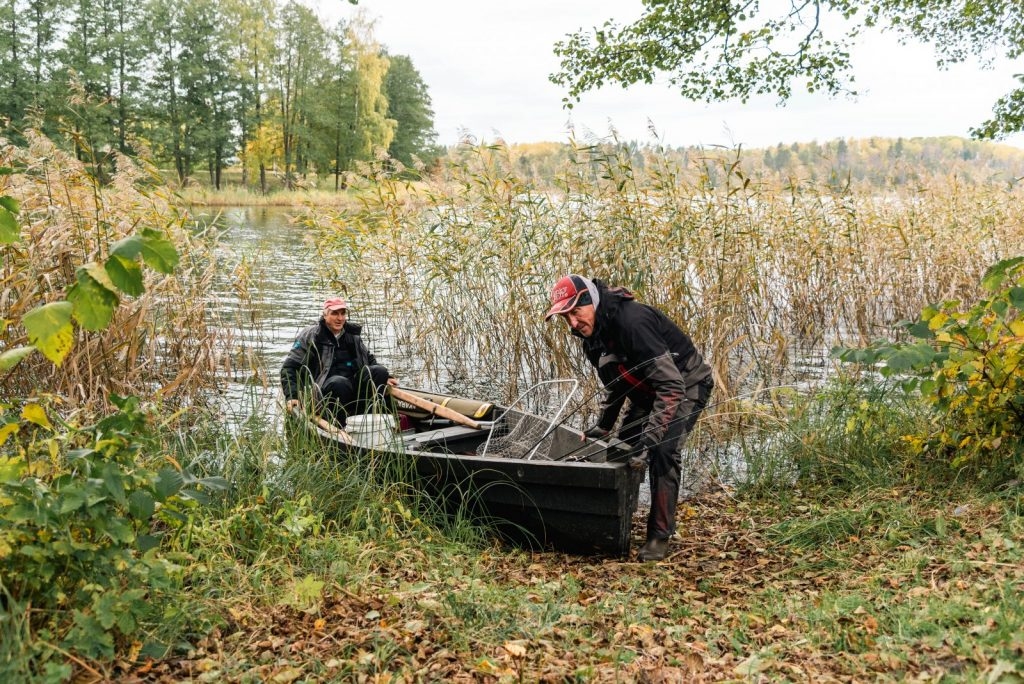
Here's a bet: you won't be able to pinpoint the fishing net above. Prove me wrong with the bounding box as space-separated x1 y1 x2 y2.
475 412 555 460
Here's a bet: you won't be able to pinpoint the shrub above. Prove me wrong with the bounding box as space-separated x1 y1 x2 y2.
0 394 227 678
834 257 1024 478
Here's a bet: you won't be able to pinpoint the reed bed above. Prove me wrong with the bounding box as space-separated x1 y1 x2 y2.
301 140 1024 438
0 131 223 414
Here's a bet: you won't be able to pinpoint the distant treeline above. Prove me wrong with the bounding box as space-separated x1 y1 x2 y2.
497 136 1024 190
0 0 441 191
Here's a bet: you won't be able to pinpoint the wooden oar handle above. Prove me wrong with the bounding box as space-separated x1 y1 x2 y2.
288 403 353 445
387 386 482 429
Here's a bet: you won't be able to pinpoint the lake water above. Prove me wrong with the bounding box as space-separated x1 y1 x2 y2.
204 207 333 426
205 206 434 427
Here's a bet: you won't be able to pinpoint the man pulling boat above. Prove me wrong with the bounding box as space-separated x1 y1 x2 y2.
544 274 714 561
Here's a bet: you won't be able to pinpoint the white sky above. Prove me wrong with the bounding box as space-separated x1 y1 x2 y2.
312 0 1024 150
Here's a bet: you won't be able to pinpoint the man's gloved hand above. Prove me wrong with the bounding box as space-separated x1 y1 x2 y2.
627 449 649 471
605 438 647 469
624 435 656 471
583 425 610 440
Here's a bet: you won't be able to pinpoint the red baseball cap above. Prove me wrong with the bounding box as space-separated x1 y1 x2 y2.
322 297 348 312
544 274 596 320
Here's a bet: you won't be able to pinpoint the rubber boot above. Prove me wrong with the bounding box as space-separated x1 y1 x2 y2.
637 538 668 562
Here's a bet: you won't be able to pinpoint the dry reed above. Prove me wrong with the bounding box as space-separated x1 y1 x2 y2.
298 140 1024 435
0 131 223 414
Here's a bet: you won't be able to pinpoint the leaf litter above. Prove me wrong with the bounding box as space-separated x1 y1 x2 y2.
111 488 1023 683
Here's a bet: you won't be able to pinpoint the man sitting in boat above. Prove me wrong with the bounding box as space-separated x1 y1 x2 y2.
544 274 714 562
281 297 397 427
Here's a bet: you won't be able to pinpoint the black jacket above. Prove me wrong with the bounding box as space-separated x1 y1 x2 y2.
280 319 378 401
579 280 711 447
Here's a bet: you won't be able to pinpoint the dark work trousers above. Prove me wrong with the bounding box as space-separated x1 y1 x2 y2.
319 364 391 425
647 375 714 541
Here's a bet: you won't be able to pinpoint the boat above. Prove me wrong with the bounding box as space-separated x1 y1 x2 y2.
285 383 645 557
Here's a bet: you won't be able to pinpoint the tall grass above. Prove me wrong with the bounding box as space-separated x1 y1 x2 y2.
0 130 223 413
300 138 1024 442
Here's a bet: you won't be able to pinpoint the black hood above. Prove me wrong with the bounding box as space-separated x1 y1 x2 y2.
590 278 634 337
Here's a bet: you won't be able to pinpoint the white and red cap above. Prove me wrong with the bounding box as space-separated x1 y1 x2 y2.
544 274 600 320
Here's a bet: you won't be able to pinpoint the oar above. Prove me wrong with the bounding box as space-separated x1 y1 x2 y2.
387 386 483 429
287 402 354 445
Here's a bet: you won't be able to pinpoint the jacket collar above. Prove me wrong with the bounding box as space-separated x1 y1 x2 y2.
316 318 363 340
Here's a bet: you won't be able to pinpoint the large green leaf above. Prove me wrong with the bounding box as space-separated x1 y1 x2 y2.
139 229 179 273
1008 287 1024 311
883 343 938 373
22 302 74 365
154 467 184 500
105 253 145 296
110 234 144 259
0 205 18 244
68 264 120 331
58 485 89 514
0 346 34 371
110 229 179 274
129 490 156 520
100 461 127 507
982 257 1024 292
100 516 134 543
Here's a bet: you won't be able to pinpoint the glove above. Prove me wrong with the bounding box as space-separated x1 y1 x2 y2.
583 425 610 440
628 450 650 471
605 438 646 469
629 435 657 470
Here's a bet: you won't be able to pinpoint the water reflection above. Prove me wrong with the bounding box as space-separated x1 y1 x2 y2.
203 207 329 427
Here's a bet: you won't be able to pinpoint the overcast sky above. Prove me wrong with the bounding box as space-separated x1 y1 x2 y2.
312 0 1024 150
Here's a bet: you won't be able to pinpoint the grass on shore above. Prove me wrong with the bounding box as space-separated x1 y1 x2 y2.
59 382 1019 684
110 483 1024 683
6 133 1024 683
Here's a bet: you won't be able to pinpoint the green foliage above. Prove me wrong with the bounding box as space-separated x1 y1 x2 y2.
552 2 1024 139
20 302 74 366
0 158 182 373
0 169 18 244
0 132 225 677
751 378 930 491
59 227 181 335
834 257 1024 473
0 395 228 675
2 0 434 191
383 54 441 170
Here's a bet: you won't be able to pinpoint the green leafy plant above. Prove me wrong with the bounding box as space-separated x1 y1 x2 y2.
0 167 18 244
1 131 221 412
834 256 1024 472
0 134 223 678
1 217 179 368
0 394 227 675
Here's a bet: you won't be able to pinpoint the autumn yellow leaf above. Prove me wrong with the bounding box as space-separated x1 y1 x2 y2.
21 403 51 430
0 422 19 446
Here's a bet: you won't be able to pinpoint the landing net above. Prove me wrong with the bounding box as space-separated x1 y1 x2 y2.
475 379 578 460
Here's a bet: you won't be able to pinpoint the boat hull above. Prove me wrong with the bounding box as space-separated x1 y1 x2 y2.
403 450 644 556
286 390 645 557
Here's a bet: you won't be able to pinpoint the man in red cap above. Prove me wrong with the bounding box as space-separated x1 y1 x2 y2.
545 274 713 561
281 297 397 426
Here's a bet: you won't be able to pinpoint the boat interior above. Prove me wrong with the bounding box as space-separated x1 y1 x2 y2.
390 390 610 462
